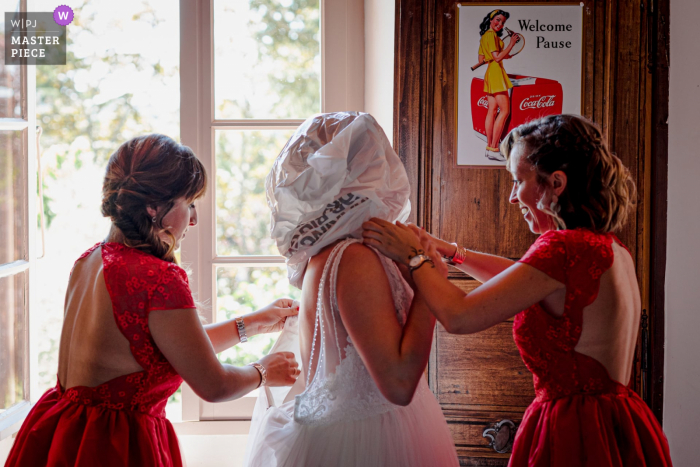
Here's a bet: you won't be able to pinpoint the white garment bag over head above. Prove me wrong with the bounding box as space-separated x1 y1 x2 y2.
266 111 411 289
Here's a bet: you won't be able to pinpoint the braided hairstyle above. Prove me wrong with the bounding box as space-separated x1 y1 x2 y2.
479 9 510 37
101 134 207 262
501 114 636 233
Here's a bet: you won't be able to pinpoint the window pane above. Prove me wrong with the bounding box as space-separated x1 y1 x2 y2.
0 130 27 265
0 1 24 118
0 270 27 412
216 266 300 368
216 129 293 256
213 0 320 119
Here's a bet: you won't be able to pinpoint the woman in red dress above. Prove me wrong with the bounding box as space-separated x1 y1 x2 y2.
363 115 673 466
5 134 300 467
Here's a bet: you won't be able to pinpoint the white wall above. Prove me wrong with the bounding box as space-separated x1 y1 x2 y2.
364 0 395 143
664 0 700 464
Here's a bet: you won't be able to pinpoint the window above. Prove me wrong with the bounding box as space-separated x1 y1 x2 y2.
179 0 364 422
0 0 38 440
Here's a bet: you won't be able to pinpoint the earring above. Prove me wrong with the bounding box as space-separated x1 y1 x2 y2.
549 195 560 214
152 216 157 223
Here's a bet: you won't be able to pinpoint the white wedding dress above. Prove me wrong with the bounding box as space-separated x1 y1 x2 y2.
244 239 459 467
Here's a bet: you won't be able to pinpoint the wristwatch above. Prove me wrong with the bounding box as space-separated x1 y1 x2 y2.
248 362 267 388
408 254 432 273
235 316 248 343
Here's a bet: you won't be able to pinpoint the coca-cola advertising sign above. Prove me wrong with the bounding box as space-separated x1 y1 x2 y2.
519 95 556 111
456 4 583 166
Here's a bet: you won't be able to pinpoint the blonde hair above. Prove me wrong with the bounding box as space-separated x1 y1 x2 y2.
501 114 636 233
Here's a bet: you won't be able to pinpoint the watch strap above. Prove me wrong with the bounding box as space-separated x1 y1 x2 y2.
235 316 248 343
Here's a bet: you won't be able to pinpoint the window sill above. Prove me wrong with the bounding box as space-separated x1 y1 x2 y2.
0 402 32 442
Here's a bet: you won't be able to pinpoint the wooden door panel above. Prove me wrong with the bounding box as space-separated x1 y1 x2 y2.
436 277 532 407
439 169 538 258
395 0 657 464
436 322 533 407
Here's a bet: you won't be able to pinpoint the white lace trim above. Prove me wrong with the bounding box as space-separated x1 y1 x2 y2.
294 343 396 425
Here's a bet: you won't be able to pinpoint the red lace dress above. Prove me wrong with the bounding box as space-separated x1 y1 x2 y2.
5 243 196 467
510 229 672 466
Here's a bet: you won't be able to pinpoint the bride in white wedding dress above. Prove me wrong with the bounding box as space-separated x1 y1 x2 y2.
243 112 459 467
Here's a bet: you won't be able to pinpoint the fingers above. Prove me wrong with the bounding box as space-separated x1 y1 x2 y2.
277 305 299 317
395 221 414 233
362 237 382 248
274 297 294 308
361 220 384 233
367 217 392 228
406 223 422 235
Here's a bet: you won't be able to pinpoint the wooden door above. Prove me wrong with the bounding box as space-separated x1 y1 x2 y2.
393 0 669 464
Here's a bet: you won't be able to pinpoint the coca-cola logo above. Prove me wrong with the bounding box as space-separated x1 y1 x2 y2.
520 95 556 111
477 96 489 108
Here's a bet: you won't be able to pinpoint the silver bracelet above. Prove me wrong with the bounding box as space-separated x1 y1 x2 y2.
235 316 248 343
248 362 267 388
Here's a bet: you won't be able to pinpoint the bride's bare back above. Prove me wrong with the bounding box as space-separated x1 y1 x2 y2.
298 240 437 406
57 246 142 389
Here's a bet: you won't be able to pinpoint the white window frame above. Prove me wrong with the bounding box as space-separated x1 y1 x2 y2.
0 0 39 442
178 0 364 426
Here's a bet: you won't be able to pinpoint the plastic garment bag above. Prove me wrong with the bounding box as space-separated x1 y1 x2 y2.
266 112 411 289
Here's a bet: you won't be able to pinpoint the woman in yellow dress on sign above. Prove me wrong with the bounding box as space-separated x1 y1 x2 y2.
478 9 520 161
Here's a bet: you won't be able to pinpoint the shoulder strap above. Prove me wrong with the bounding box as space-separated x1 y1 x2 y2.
305 239 358 385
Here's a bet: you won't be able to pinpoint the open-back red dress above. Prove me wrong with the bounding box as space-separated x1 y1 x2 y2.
5 242 195 467
510 229 672 466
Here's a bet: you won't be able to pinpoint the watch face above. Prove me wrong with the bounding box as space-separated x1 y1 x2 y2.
409 255 423 267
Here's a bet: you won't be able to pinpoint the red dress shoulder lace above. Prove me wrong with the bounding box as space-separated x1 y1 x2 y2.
5 243 195 467
509 229 672 466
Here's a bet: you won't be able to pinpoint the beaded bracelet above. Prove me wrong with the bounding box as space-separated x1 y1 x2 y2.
445 243 467 265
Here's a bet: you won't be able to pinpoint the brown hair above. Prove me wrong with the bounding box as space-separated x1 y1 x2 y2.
501 114 636 233
101 134 207 262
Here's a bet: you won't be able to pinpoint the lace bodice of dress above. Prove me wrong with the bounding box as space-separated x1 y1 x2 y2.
58 242 196 418
294 239 414 425
514 229 631 402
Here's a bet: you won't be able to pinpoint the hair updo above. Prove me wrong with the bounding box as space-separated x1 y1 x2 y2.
501 114 636 233
101 134 207 262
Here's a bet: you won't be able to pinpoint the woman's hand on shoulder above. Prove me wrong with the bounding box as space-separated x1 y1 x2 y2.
362 218 424 266
247 298 299 335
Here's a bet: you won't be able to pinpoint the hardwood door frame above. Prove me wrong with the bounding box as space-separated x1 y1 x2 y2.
648 0 669 423
393 0 670 423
